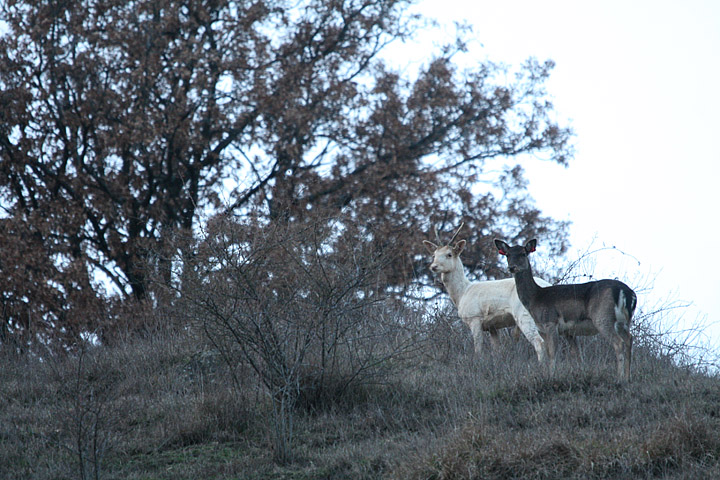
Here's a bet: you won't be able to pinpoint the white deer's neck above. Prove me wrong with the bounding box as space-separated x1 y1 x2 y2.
441 265 471 307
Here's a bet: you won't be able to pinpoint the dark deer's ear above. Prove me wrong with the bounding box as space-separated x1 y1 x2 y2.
494 239 510 256
423 240 438 254
525 239 537 253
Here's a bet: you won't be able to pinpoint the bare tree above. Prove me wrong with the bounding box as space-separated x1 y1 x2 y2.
0 0 572 346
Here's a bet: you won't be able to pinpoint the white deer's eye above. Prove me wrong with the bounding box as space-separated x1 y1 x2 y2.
447 253 452 258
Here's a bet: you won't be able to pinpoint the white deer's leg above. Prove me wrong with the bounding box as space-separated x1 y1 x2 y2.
513 310 547 365
469 320 484 357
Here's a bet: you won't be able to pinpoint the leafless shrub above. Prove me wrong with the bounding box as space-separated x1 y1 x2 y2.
631 294 720 373
420 303 474 363
178 214 426 463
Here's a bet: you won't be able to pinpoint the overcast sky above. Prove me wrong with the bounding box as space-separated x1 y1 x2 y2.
409 0 720 343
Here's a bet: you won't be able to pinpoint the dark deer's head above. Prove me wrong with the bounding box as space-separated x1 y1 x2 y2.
494 238 537 274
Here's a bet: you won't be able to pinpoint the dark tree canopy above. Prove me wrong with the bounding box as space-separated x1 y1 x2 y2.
0 0 573 348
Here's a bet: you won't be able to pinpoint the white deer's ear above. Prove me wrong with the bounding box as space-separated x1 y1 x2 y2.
423 240 438 254
525 239 537 253
494 239 510 256
452 239 466 255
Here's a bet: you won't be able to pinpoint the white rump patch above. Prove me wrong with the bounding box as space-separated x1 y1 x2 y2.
614 290 630 335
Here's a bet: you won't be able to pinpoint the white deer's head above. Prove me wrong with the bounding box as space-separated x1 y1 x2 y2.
422 223 465 275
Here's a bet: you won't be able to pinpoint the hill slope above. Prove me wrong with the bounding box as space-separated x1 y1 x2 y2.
3 328 720 479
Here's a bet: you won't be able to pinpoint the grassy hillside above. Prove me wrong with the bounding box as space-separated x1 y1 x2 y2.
3 312 720 480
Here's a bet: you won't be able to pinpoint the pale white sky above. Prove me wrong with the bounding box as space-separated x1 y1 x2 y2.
410 0 720 341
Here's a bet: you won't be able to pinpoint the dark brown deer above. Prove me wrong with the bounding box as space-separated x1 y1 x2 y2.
494 239 637 381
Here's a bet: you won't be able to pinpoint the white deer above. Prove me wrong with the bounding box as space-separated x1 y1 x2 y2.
423 224 550 364
494 238 637 380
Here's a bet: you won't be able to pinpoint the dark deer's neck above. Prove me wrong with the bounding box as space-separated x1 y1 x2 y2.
512 265 542 308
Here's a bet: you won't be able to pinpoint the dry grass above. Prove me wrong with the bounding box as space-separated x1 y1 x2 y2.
2 309 720 480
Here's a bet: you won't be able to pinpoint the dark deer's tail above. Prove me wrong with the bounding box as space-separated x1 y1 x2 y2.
614 286 637 338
